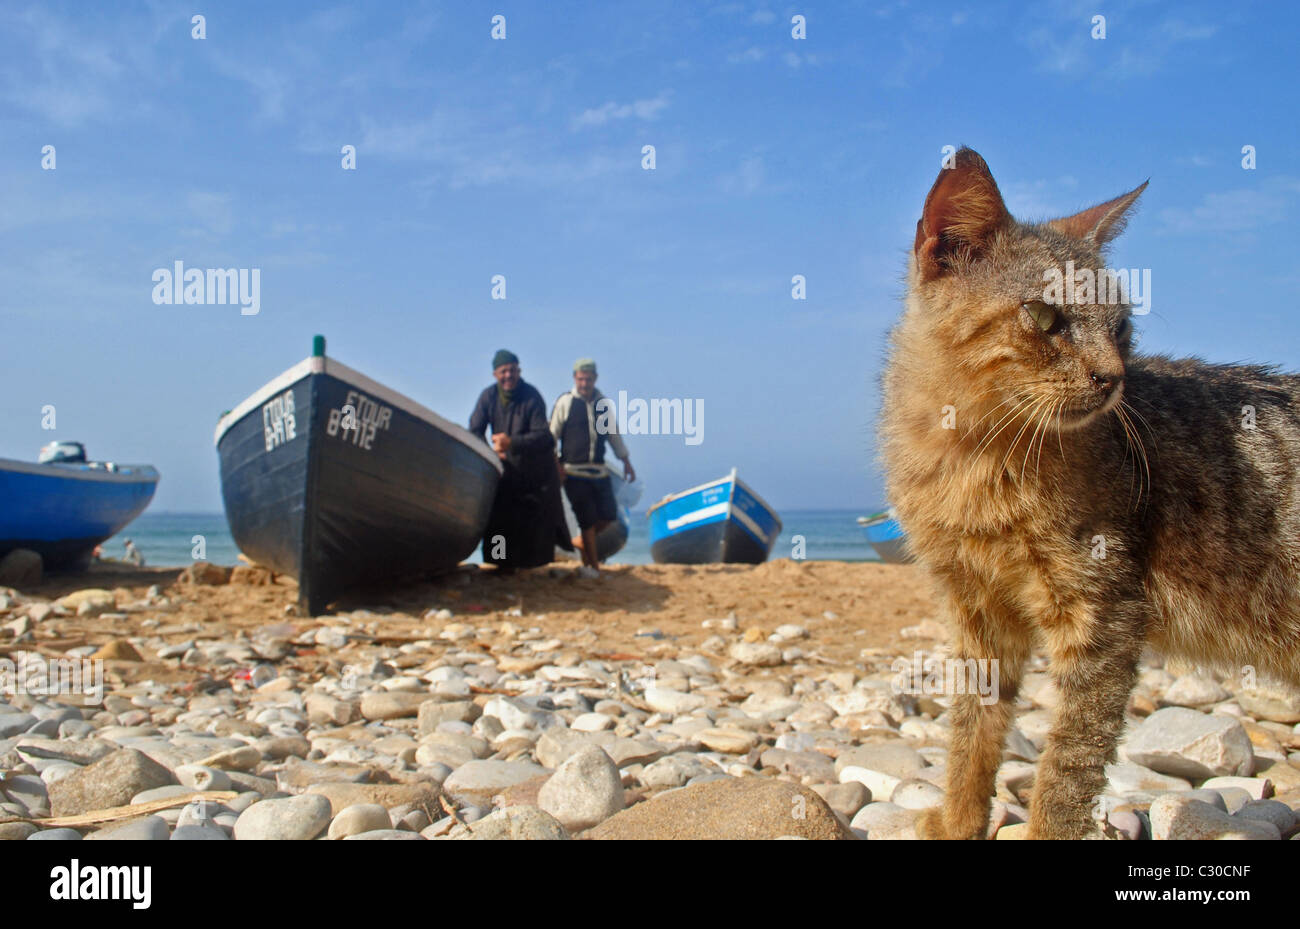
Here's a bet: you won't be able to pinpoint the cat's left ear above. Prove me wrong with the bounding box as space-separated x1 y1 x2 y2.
1047 181 1149 245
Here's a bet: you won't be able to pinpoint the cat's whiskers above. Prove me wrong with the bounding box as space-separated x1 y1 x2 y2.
960 393 1021 440
1118 401 1152 510
999 395 1049 482
969 398 1035 461
1033 396 1063 482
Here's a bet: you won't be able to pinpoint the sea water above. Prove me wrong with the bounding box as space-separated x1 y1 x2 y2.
107 509 882 568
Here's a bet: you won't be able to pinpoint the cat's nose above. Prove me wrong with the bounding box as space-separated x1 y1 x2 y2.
1090 371 1124 392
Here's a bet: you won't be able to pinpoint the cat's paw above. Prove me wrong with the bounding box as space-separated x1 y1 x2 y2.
916 807 950 840
1026 815 1105 840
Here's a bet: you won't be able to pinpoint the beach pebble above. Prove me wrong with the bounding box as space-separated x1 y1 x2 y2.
0 822 39 841
1106 762 1192 794
537 746 625 832
812 781 871 819
643 686 706 716
27 828 83 841
1162 675 1230 708
587 778 849 840
1107 809 1145 840
47 747 175 816
890 778 944 810
234 794 333 841
1122 707 1254 779
0 713 37 739
171 823 230 840
328 803 393 839
571 712 615 732
850 802 918 839
441 760 548 797
85 815 170 841
729 643 783 667
695 728 759 754
449 806 570 840
1233 799 1297 833
1236 682 1300 724
1149 794 1280 840
839 766 901 800
175 764 231 792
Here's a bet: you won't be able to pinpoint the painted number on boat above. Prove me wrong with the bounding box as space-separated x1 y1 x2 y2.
262 390 297 452
327 390 392 450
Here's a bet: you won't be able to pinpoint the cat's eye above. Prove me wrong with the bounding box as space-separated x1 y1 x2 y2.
1021 300 1059 333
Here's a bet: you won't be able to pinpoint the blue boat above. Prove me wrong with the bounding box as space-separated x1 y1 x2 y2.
215 336 502 615
0 442 159 570
647 469 782 564
857 509 914 564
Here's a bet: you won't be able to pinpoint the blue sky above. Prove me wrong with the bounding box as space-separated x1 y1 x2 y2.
2 1 1297 512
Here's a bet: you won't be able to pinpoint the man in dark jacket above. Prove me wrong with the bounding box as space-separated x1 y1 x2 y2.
469 349 565 570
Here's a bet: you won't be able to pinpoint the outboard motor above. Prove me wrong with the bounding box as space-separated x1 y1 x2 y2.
39 441 87 464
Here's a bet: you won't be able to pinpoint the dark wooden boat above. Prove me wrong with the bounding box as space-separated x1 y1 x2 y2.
646 469 782 564
214 336 502 614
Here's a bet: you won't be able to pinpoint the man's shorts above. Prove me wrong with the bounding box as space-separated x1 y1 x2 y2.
565 475 617 530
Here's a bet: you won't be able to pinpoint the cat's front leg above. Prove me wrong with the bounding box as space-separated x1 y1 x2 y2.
1028 607 1144 839
918 602 1030 840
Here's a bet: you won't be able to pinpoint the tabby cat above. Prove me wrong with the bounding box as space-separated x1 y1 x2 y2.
880 147 1300 839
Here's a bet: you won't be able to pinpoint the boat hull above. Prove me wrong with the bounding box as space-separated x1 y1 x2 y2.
559 470 635 562
0 459 159 569
216 355 501 614
647 472 781 565
858 513 914 564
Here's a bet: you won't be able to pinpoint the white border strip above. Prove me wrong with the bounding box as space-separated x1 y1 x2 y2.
665 501 729 531
213 357 320 446
731 504 773 546
323 359 502 473
645 473 732 517
733 475 783 536
213 355 503 474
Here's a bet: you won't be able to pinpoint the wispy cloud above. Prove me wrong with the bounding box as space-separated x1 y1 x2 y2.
572 92 671 129
1159 178 1300 235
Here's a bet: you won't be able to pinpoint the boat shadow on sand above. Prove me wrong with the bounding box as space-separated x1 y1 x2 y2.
325 563 674 618
23 562 185 600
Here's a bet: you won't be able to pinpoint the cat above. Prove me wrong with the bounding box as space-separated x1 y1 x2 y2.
880 147 1300 840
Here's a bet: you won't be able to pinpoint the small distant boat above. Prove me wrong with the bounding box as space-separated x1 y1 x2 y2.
558 469 640 562
0 442 159 570
647 469 782 564
857 509 914 564
214 336 502 614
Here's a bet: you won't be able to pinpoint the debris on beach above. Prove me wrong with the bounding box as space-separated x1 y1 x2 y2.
0 561 1296 840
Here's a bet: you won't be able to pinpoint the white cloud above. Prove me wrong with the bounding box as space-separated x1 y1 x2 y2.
1159 178 1300 235
572 93 671 129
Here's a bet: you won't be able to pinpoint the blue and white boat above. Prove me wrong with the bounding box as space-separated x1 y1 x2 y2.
647 469 782 564
0 442 159 570
857 509 914 564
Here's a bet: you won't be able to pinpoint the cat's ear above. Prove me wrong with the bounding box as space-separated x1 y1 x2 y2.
914 148 1011 280
1046 181 1149 245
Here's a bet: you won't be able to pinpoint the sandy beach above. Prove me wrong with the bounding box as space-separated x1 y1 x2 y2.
3 559 1298 842
12 559 938 685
